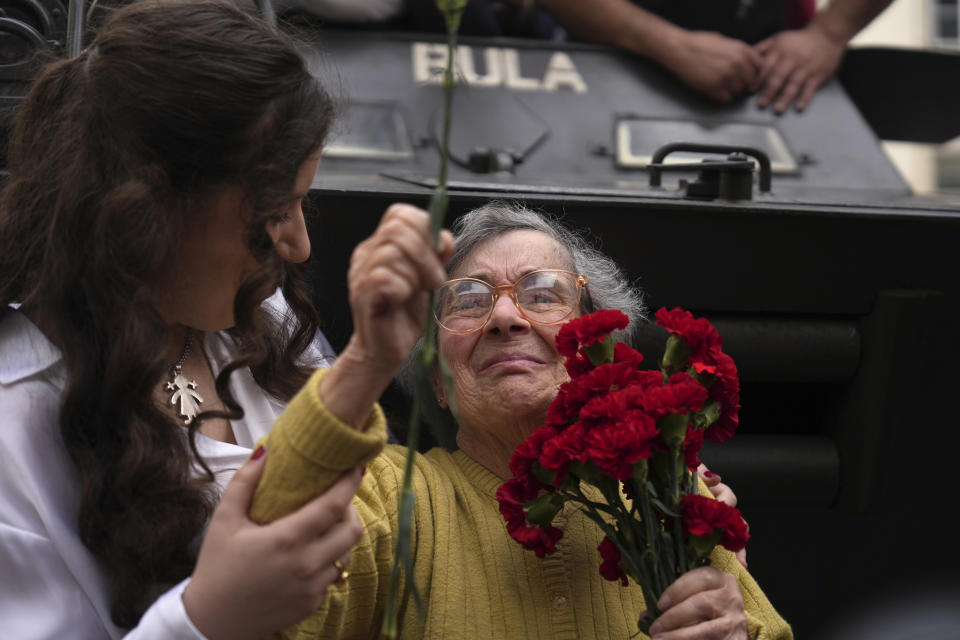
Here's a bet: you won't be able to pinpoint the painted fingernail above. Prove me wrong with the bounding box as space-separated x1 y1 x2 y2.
251 445 266 460
702 470 718 479
361 465 367 477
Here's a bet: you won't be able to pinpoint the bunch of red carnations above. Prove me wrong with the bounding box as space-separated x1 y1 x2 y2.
496 308 749 635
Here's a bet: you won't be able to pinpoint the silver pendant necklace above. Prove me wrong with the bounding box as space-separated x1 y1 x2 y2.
166 330 204 424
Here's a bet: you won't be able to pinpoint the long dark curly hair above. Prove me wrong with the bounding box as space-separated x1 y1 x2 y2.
0 0 336 627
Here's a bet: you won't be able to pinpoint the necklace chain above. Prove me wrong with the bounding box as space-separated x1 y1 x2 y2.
172 330 193 372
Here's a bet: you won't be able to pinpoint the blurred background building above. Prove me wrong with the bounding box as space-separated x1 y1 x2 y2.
847 0 960 194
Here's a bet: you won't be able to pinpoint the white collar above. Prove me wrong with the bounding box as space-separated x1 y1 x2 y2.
0 308 63 384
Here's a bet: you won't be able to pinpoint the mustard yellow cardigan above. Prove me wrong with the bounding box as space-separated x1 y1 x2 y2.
249 369 793 640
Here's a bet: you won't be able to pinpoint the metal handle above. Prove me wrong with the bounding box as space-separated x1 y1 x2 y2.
65 0 84 58
648 142 772 192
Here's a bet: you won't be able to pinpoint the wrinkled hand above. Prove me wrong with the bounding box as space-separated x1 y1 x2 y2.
319 203 453 427
754 23 846 113
344 203 454 374
647 566 747 639
697 464 747 568
183 450 364 640
664 30 763 103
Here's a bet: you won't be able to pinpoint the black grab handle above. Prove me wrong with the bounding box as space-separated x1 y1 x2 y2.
648 142 772 192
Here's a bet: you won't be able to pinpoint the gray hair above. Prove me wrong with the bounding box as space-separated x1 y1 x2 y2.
445 201 646 335
402 201 646 448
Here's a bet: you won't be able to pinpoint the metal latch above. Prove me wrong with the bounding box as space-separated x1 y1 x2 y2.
647 142 772 201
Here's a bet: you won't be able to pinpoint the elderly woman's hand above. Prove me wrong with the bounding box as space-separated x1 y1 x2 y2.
320 204 454 427
646 566 747 640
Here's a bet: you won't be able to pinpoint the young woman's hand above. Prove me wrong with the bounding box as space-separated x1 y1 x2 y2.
697 464 748 568
182 448 363 640
697 463 736 507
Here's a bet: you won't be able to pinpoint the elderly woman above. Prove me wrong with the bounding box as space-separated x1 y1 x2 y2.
249 201 791 639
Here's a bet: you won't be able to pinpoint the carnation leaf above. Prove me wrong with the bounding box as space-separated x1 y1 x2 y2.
693 400 720 429
533 461 557 487
649 496 680 518
569 460 608 487
558 471 581 493
584 336 615 367
525 493 565 526
661 334 691 375
644 478 661 500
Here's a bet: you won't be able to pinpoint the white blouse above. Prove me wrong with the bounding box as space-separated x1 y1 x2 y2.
0 296 334 639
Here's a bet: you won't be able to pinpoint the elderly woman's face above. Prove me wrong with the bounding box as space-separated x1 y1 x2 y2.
437 229 575 430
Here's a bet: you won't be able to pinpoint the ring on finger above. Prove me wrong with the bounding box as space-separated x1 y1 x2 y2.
334 559 349 583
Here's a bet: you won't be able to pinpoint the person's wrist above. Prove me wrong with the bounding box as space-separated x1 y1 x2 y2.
644 24 689 72
181 580 223 640
318 336 392 429
620 10 683 63
809 10 857 45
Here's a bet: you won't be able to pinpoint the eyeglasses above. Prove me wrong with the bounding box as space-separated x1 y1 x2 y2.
434 269 589 334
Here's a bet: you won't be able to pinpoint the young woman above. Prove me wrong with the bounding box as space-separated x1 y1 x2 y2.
0 1 370 637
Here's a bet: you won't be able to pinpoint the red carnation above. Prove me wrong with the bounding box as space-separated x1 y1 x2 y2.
637 372 708 420
598 536 628 586
682 426 705 471
507 520 564 558
545 391 577 430
556 310 629 358
680 494 750 552
583 411 658 480
549 360 647 432
655 307 741 444
654 307 721 360
578 361 646 395
508 424 560 481
577 387 628 428
497 479 564 557
539 421 589 482
564 353 594 378
700 350 740 444
613 342 644 368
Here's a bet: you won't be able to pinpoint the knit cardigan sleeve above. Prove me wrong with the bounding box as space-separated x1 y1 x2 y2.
245 368 422 640
697 481 793 640
248 367 388 524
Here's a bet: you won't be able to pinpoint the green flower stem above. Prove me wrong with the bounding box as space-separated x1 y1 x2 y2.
564 490 647 591
670 453 682 575
381 4 464 637
638 483 670 598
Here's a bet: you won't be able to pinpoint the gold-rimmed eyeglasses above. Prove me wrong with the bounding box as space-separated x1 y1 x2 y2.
434 269 589 334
